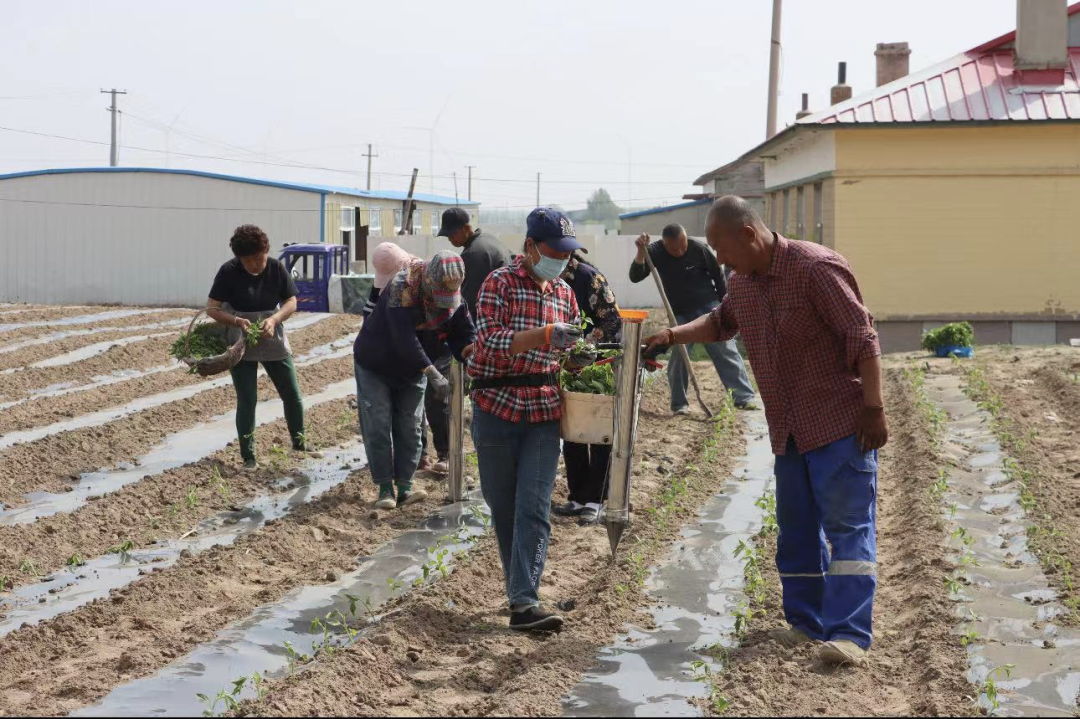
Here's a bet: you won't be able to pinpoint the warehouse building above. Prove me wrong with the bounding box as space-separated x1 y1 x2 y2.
0 167 477 307
710 0 1080 351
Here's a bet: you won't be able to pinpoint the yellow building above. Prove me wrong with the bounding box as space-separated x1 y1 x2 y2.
729 2 1080 351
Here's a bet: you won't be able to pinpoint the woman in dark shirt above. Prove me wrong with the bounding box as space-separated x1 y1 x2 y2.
206 224 307 470
353 251 475 509
554 252 621 525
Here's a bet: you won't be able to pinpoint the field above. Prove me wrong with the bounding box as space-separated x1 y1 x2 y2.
0 304 1078 717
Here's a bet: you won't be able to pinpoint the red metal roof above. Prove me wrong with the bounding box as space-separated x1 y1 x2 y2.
803 2 1080 125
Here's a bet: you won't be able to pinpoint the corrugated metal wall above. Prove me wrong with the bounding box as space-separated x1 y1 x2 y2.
0 172 321 307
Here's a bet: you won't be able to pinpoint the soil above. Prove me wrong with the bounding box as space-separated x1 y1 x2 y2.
0 308 193 354
705 363 976 717
235 365 745 717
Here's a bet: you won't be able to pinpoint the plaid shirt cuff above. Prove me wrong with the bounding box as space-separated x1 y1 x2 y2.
848 325 882 368
480 329 515 358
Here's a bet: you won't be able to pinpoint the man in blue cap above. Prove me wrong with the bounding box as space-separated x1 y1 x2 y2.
468 207 594 632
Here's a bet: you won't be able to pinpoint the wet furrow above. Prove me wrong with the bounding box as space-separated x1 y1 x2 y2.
0 308 178 334
563 411 773 717
0 442 368 637
926 374 1080 716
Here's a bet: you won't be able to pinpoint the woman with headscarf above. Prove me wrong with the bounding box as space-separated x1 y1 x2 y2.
353 250 475 509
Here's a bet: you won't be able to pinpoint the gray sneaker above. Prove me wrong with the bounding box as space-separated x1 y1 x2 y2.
673 406 691 416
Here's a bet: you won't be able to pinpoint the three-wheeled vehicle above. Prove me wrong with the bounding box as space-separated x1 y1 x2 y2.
279 244 350 313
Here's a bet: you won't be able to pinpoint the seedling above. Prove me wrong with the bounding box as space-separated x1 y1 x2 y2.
17 559 38 576
944 576 964 596
185 485 199 510
66 553 85 570
387 577 404 594
268 445 290 470
754 491 778 536
210 466 229 504
690 660 730 714
0 576 12 592
345 593 378 623
336 409 355 431
249 671 268 701
981 663 1015 715
244 319 264 348
283 640 309 675
960 625 980 647
196 676 247 717
108 540 135 565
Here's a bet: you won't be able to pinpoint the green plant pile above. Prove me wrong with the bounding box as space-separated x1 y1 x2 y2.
244 319 264 348
170 323 228 361
920 321 975 352
561 355 617 395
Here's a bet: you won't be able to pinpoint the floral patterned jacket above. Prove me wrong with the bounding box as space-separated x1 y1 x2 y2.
560 256 621 344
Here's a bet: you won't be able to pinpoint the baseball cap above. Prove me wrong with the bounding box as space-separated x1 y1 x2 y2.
437 207 471 237
526 207 585 253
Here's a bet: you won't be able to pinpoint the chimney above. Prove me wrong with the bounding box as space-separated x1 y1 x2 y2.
1015 0 1067 71
875 42 911 86
830 62 853 106
796 93 812 120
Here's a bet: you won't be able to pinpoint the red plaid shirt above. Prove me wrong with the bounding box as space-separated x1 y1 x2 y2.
468 257 579 423
710 235 880 455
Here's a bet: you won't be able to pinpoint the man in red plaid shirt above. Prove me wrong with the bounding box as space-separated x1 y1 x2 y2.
468 207 593 633
646 195 888 667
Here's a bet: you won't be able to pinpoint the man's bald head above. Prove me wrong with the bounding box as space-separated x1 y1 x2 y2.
704 195 773 275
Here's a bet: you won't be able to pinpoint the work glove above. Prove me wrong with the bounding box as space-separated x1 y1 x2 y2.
564 346 597 371
423 365 450 402
546 323 582 350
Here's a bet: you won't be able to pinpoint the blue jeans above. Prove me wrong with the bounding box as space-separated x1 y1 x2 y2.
354 361 427 487
669 302 755 409
775 434 878 649
471 405 562 609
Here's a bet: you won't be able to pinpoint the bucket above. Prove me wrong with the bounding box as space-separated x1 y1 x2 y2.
560 390 615 445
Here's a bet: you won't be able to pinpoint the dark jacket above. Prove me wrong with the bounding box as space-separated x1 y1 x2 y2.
353 291 475 380
629 239 728 316
459 229 511 320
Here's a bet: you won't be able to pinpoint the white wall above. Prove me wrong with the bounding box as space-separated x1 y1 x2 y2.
366 233 664 309
0 172 321 306
764 129 836 189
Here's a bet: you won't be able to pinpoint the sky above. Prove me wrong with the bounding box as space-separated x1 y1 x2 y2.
1 0 1019 214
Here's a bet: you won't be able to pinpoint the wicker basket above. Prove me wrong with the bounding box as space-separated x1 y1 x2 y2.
178 309 246 377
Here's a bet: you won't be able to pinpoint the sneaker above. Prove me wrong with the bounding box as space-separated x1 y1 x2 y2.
673 406 691 416
578 505 600 526
375 486 396 510
242 458 258 471
417 455 433 472
509 606 564 632
820 640 868 667
396 488 428 507
769 627 814 648
432 459 449 474
553 501 586 517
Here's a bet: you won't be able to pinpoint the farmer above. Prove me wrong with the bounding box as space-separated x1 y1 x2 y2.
553 251 621 526
644 196 887 666
206 224 308 470
468 207 593 632
354 251 475 510
415 207 513 475
629 223 756 413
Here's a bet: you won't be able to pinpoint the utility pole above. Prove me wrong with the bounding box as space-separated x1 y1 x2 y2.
536 172 540 207
765 0 783 139
100 88 127 166
466 165 475 201
363 144 378 191
453 171 459 206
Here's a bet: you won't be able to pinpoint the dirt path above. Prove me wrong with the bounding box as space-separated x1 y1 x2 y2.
0 313 357 434
231 365 744 717
710 364 975 717
0 354 353 506
0 308 192 352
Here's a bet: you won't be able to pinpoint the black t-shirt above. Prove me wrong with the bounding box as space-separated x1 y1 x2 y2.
209 257 298 312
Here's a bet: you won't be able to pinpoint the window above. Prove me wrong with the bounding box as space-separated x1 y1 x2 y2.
393 209 403 233
781 189 790 235
813 181 824 244
413 209 423 234
795 186 805 240
368 207 381 233
468 212 477 224
340 206 355 231
432 210 440 233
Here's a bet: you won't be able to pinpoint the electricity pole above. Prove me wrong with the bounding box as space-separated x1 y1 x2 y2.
536 172 540 207
100 88 127 166
363 144 378 190
466 165 475 201
765 0 783 139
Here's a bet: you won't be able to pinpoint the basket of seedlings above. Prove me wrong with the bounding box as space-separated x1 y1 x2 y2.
920 321 975 358
560 345 618 445
170 310 262 377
